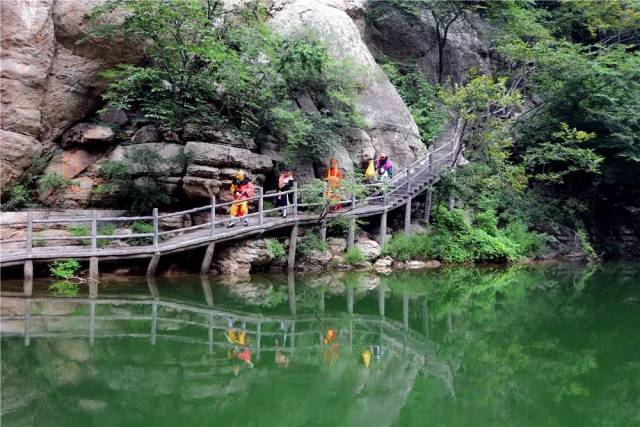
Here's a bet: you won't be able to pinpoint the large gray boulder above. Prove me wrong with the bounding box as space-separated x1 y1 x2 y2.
185 141 272 173
269 0 427 170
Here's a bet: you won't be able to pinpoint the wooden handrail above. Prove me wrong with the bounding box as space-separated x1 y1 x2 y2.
0 138 458 257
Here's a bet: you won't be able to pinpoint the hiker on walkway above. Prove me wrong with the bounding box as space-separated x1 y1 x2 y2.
228 170 255 227
375 153 393 180
276 169 295 218
325 158 343 210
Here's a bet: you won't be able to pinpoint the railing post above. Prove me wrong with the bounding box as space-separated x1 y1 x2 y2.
292 182 298 218
351 193 356 211
209 195 216 236
91 210 97 251
152 208 159 249
406 169 411 194
258 187 264 225
382 186 388 207
26 211 33 254
429 153 433 173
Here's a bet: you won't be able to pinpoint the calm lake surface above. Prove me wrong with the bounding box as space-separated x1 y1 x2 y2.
1 262 639 426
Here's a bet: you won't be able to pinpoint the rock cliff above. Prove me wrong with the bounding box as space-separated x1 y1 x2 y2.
0 0 482 208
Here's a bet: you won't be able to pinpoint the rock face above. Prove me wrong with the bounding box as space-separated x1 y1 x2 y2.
0 0 139 196
355 237 381 260
215 239 275 277
270 0 427 170
0 130 43 192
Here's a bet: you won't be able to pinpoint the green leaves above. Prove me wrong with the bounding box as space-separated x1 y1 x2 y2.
91 0 364 161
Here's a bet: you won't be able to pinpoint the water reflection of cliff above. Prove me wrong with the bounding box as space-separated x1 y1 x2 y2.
1 273 454 427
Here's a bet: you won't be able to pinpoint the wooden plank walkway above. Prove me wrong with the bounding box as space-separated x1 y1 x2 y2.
1 137 457 270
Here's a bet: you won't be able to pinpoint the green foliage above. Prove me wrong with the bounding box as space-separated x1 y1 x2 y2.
49 260 81 280
99 147 188 213
130 220 153 246
576 228 596 258
98 223 116 247
297 232 328 257
378 57 444 144
4 185 30 210
523 123 603 183
38 173 75 205
267 239 287 263
383 206 545 263
48 280 79 297
344 247 366 265
68 225 89 246
89 0 365 161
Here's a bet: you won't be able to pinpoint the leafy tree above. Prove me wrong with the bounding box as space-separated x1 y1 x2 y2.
88 0 365 160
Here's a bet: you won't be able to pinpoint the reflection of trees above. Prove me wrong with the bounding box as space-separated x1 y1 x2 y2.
384 263 640 426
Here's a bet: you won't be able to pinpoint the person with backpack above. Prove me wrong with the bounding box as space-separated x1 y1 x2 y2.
375 152 394 180
228 170 255 227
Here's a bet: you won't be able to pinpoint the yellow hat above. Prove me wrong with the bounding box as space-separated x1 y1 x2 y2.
235 170 245 179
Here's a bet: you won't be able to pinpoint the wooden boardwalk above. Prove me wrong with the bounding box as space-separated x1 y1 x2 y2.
0 138 457 278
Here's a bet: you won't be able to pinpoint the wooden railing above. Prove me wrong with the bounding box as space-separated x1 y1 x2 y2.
0 137 456 256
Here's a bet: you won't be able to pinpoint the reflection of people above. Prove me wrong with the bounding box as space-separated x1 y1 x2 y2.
323 328 337 345
375 153 393 179
276 169 295 218
325 159 343 210
228 170 255 228
275 339 289 367
323 328 339 366
362 348 372 367
225 328 247 345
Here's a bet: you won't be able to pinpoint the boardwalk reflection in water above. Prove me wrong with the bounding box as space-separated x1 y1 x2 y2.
0 272 454 427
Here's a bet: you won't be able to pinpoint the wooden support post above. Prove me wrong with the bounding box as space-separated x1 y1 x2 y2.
201 273 213 306
89 279 98 299
421 297 429 338
152 208 159 249
146 275 159 298
319 220 327 244
319 287 325 313
382 186 388 207
209 195 216 236
428 153 433 173
200 242 215 276
287 223 298 271
347 286 354 315
146 252 161 277
292 182 298 218
402 293 409 330
24 299 31 347
89 301 96 346
378 283 385 318
89 257 99 285
258 187 264 225
91 210 97 251
26 211 33 253
378 211 387 245
347 217 355 249
404 197 412 234
287 272 296 315
424 188 432 225
256 322 262 361
151 301 157 345
23 260 33 296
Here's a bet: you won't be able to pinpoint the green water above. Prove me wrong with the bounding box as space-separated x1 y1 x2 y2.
1 263 639 426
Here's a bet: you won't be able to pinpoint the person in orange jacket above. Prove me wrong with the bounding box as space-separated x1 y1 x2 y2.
325 158 343 210
228 170 255 227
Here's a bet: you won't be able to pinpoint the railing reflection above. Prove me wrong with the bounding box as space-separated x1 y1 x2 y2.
1 273 455 395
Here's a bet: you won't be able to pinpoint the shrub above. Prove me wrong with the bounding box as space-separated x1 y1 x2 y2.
297 232 328 256
49 281 79 297
504 221 547 258
38 173 74 196
344 247 366 265
464 229 519 262
4 185 30 210
382 233 435 262
130 220 153 246
474 210 499 236
98 223 117 247
68 225 89 246
49 260 81 280
432 205 472 236
268 239 287 263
